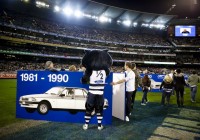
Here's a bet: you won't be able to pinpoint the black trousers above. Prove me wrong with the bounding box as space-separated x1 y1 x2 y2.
126 91 133 116
175 88 184 107
85 92 104 114
132 89 137 105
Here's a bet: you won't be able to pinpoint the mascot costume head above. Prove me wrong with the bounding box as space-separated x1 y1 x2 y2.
81 49 112 84
81 49 112 130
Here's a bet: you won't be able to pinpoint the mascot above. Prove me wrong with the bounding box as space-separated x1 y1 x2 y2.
81 49 112 130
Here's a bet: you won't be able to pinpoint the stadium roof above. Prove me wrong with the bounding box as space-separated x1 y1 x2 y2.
93 0 200 19
39 0 176 25
2 0 200 25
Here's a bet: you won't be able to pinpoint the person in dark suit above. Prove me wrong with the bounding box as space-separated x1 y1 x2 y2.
141 75 151 105
181 29 190 34
131 63 141 108
173 69 187 107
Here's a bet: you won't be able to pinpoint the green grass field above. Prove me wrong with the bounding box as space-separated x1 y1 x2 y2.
0 79 23 127
0 79 200 139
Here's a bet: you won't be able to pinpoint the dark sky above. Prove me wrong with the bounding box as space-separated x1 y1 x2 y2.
1 0 199 18
93 0 171 13
92 0 200 18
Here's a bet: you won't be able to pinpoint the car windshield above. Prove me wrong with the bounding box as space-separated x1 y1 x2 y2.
45 87 64 95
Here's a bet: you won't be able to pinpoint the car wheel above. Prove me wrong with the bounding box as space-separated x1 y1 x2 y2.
37 101 50 115
25 108 36 113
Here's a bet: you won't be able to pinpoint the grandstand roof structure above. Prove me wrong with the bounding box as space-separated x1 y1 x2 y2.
35 0 200 25
1 0 200 25
35 0 176 25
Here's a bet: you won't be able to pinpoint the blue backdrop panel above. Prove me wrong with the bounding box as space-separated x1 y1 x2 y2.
138 74 165 92
16 71 113 125
138 74 188 92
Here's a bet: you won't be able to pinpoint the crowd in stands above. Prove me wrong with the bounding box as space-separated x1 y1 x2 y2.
0 10 199 76
0 29 175 55
0 45 178 62
172 38 200 46
1 10 200 49
0 61 72 73
0 60 199 76
4 41 194 64
0 10 199 55
0 10 171 47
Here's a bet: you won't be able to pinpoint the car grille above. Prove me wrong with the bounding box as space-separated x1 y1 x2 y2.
22 98 29 101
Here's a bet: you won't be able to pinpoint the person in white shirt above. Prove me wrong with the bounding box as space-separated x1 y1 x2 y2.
111 61 135 122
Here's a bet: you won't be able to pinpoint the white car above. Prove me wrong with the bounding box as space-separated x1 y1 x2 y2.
150 79 161 89
19 86 109 115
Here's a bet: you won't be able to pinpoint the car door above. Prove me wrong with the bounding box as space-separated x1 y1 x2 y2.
74 89 87 110
54 89 76 109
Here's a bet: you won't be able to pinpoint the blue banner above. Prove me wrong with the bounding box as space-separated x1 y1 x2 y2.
139 74 165 92
139 74 188 92
16 71 113 125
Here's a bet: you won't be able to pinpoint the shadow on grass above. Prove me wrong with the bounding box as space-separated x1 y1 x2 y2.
1 101 188 140
164 122 200 130
151 134 180 140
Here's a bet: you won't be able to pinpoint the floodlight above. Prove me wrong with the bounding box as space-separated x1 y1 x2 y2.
54 6 60 12
36 1 49 8
149 24 165 29
172 4 176 7
63 7 73 16
92 15 98 19
133 22 137 27
21 0 29 2
117 20 122 24
123 20 131 26
83 14 92 18
157 24 165 29
149 24 154 28
99 16 108 23
74 10 82 18
144 61 176 65
141 23 149 27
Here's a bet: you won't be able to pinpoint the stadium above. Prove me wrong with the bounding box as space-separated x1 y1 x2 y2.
0 0 200 139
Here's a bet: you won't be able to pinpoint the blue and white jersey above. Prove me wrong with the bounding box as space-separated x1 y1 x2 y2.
89 70 106 95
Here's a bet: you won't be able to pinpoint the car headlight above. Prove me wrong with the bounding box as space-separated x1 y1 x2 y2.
29 97 36 101
104 99 108 106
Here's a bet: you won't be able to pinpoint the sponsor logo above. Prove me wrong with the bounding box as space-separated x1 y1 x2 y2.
157 75 165 79
94 80 103 84
0 73 17 79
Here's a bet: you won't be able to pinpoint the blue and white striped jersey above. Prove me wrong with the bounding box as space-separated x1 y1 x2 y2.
89 70 106 95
